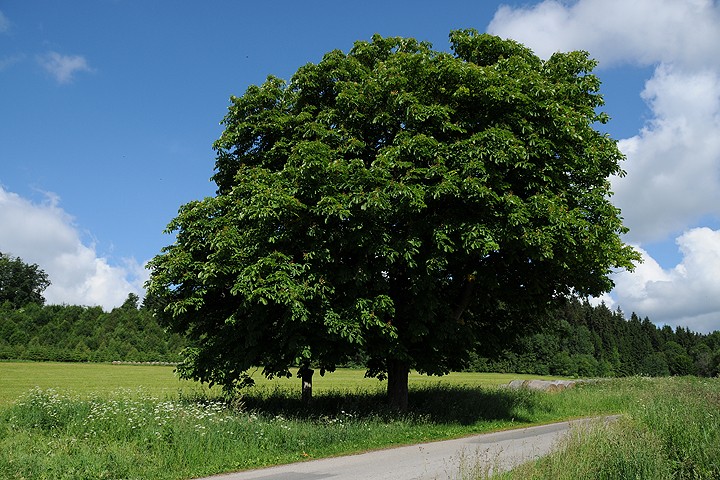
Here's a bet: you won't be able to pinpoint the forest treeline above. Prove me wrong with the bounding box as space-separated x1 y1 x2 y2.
1 293 719 377
469 297 720 377
0 294 187 363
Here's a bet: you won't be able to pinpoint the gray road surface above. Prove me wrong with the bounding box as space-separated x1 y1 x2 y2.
197 416 617 480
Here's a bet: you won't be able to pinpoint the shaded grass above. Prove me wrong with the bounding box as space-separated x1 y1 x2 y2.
235 380 605 427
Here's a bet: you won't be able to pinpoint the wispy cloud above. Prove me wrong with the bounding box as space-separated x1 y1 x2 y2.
37 51 95 84
0 54 25 71
0 10 10 34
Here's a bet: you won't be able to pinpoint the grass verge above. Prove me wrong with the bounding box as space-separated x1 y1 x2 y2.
490 377 720 480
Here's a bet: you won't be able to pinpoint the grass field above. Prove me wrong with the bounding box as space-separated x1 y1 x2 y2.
0 362 207 406
0 361 556 406
0 361 585 479
1 362 717 479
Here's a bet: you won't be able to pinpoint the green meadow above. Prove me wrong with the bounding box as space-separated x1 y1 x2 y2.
1 361 718 479
0 362 207 406
0 362 551 406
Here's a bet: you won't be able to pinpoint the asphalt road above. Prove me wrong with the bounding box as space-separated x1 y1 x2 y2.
197 416 618 480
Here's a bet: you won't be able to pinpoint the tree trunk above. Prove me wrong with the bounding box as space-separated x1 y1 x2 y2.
300 365 314 406
387 359 409 411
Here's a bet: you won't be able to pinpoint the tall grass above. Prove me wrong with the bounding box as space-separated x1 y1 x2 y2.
492 377 720 480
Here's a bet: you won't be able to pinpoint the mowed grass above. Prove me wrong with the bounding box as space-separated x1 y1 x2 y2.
0 361 554 406
0 362 206 405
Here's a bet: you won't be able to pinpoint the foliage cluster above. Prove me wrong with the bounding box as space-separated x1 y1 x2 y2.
0 252 50 308
146 30 639 408
0 294 187 363
469 297 720 378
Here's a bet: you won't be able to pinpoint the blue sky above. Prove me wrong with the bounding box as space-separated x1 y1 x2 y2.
2 1 720 333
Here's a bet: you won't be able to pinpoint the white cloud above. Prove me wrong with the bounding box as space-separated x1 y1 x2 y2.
37 51 95 84
488 0 720 68
487 1 720 243
614 65 720 242
0 186 146 310
612 228 720 333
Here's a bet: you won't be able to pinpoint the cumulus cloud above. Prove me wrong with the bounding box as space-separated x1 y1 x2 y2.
487 1 720 244
0 186 146 310
488 0 720 68
612 228 720 333
37 51 95 84
614 66 720 242
488 0 720 331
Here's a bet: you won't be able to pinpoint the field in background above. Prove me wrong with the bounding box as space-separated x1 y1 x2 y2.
0 362 203 405
0 361 558 406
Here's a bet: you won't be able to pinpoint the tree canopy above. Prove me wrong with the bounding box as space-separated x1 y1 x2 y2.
0 252 50 308
146 30 639 409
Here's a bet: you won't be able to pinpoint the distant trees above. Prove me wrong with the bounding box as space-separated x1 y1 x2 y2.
0 287 718 379
0 257 715 380
0 252 50 308
0 294 187 363
466 297 720 378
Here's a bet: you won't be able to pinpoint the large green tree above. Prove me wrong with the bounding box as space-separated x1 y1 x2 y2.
146 30 639 409
0 252 50 308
